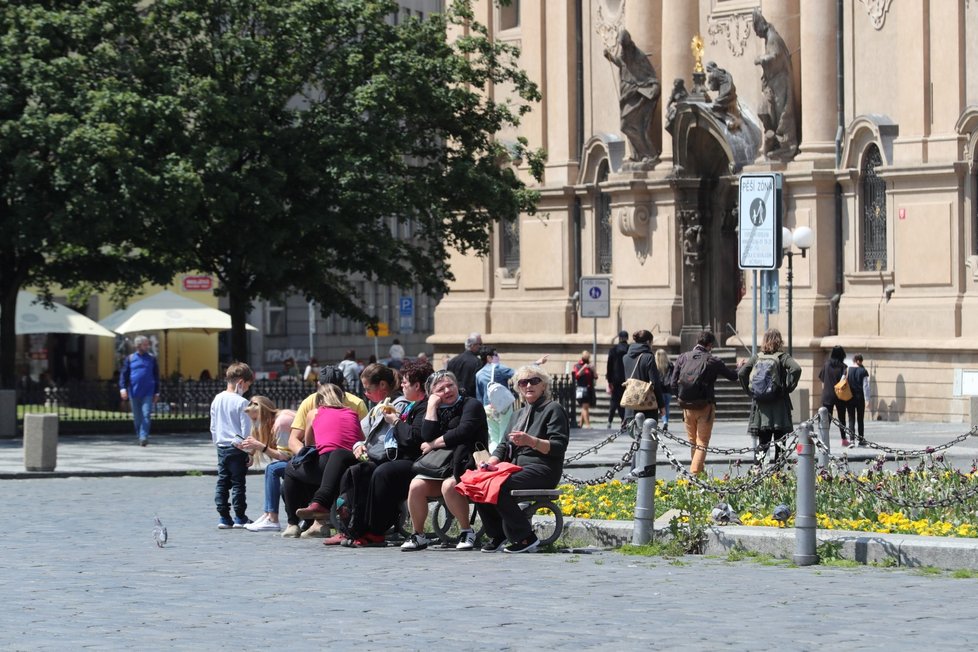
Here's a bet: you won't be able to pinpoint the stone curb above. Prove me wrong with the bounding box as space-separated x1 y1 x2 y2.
555 517 978 571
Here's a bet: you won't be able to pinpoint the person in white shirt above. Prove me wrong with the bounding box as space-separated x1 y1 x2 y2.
210 362 255 529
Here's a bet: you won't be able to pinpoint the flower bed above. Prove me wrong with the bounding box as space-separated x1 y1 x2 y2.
557 459 978 538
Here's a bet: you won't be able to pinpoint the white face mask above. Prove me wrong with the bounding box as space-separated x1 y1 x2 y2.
234 381 246 396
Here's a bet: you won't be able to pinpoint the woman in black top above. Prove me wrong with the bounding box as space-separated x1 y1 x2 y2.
845 354 870 447
818 345 850 447
475 364 570 553
621 329 666 423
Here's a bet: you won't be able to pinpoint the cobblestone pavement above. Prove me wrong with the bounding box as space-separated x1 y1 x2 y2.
2 475 975 650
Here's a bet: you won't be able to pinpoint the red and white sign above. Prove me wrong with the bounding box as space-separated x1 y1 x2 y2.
182 275 214 291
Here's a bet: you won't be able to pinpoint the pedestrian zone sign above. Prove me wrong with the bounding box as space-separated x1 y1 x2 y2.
738 173 783 270
580 276 611 318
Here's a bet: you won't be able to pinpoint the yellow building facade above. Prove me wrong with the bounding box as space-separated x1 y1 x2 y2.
430 0 978 422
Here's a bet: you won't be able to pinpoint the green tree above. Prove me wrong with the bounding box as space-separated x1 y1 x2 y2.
137 0 544 361
0 2 198 387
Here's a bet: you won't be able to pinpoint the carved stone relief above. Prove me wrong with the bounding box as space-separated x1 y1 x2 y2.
858 0 894 30
707 12 753 57
617 205 650 239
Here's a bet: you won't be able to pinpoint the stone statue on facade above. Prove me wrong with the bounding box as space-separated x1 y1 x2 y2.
604 29 660 169
665 78 688 133
705 61 741 131
752 9 798 161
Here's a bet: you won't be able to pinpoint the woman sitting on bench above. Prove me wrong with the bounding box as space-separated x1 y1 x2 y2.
475 364 569 553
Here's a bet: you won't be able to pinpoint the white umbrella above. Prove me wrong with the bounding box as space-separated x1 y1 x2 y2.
98 290 258 376
99 290 258 334
14 291 116 337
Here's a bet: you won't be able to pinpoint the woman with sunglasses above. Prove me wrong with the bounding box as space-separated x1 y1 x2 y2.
473 365 569 553
401 370 488 551
237 396 298 532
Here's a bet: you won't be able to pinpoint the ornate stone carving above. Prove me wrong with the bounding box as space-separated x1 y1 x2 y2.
706 61 741 132
858 0 893 30
595 0 625 50
707 13 753 57
617 205 650 239
679 209 706 284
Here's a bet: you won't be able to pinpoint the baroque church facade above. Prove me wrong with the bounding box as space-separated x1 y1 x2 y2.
430 0 978 422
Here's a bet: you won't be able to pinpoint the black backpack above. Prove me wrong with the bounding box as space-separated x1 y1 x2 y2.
749 353 784 402
676 351 711 406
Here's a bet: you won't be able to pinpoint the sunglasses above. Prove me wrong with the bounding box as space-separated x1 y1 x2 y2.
517 377 543 388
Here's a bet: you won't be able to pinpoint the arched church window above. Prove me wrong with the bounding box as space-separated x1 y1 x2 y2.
596 160 612 274
861 145 887 271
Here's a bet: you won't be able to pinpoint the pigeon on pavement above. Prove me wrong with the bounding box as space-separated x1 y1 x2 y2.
153 516 168 548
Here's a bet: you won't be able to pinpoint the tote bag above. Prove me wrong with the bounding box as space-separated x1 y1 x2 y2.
620 353 658 411
834 367 853 401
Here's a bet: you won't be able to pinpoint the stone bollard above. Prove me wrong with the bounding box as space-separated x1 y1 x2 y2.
24 413 58 472
816 406 830 468
970 396 978 428
0 389 15 438
631 415 658 546
793 421 817 566
796 388 810 422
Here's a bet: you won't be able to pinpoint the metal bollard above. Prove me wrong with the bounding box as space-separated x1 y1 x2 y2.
0 389 15 438
793 421 817 566
24 413 59 472
816 406 830 468
632 416 658 545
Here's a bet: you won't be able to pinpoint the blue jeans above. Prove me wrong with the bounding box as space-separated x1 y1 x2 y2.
264 460 288 514
130 394 154 441
215 447 249 518
661 393 672 424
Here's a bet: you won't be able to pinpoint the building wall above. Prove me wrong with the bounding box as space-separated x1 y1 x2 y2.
431 0 978 422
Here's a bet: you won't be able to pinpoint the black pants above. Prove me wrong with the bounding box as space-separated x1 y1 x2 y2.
311 449 357 511
609 384 625 425
283 451 336 525
822 400 848 440
845 397 866 442
476 464 560 544
365 459 415 536
755 429 789 464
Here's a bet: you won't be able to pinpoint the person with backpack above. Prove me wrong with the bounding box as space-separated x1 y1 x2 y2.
621 330 665 423
818 345 850 447
670 330 739 474
605 331 630 428
738 328 802 465
118 335 160 447
573 350 596 428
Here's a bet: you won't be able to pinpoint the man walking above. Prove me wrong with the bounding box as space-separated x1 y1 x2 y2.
605 331 629 428
669 330 739 474
119 335 160 446
446 332 482 398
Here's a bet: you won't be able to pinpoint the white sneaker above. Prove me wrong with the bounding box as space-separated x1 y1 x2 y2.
245 517 281 532
456 529 476 550
400 532 430 551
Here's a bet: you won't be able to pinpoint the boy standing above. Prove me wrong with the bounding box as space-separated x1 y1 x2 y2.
210 362 255 528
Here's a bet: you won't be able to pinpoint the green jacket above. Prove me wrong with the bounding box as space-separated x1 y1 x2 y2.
738 351 802 433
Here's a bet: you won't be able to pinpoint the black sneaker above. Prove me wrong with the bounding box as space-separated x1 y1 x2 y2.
481 536 507 553
504 534 540 554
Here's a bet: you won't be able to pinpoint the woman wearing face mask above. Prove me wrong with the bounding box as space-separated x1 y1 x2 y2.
400 370 488 552
472 365 569 553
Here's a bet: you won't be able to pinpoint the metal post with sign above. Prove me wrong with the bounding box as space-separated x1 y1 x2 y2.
738 173 783 353
399 296 414 335
580 276 611 372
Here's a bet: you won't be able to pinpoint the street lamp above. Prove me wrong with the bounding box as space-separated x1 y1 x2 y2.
782 226 814 355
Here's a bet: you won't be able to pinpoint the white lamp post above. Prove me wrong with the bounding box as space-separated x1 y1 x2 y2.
782 226 814 355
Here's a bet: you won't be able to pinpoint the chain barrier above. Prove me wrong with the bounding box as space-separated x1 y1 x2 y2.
652 424 760 456
563 422 631 464
560 434 640 487
650 428 799 497
828 417 978 457
810 433 978 508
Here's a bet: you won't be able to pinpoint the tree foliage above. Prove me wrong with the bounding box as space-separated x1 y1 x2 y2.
135 0 544 360
0 1 198 387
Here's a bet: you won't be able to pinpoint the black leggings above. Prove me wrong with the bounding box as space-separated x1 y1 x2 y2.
822 400 847 440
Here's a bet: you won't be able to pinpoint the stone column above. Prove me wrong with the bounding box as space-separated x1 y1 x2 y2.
796 0 839 161
660 0 698 165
